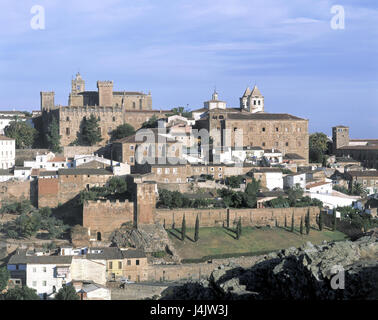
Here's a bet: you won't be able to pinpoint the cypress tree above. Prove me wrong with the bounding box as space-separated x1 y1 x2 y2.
319 212 323 231
306 209 310 235
275 218 278 228
226 210 230 228
332 209 337 231
181 215 186 241
194 214 199 242
284 215 287 228
163 219 166 230
236 218 242 240
291 212 295 232
300 216 304 235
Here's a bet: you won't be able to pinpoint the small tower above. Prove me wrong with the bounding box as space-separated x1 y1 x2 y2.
332 126 350 154
71 72 85 95
240 87 251 110
247 85 264 113
40 92 55 111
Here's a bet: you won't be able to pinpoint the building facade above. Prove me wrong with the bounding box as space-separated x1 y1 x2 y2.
0 135 15 169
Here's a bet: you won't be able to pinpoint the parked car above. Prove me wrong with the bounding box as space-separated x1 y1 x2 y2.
120 278 135 284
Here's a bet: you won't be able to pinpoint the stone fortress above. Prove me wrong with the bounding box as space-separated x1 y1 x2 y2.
40 73 169 146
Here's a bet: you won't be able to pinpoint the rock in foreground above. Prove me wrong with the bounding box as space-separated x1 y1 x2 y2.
160 235 378 300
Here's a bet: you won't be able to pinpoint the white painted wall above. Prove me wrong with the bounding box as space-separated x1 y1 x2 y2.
26 264 72 298
266 172 283 190
0 138 15 169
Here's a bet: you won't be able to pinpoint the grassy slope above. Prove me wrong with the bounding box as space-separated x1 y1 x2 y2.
168 226 348 260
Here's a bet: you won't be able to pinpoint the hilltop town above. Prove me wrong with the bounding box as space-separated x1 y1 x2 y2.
0 74 377 300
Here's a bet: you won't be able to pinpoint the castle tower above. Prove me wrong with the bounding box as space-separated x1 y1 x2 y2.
332 125 350 154
247 85 264 113
134 181 157 228
40 92 55 111
240 87 251 110
71 72 85 95
97 81 113 106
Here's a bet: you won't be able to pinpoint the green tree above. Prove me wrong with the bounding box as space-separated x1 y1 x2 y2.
0 267 10 291
284 215 287 228
332 208 337 231
194 214 199 242
107 177 127 194
141 115 158 129
2 286 40 300
81 114 102 146
305 209 311 235
350 182 368 197
287 185 304 206
4 119 37 149
236 218 242 240
309 132 328 163
318 212 323 231
291 212 295 232
46 116 62 153
54 284 79 300
111 123 135 141
300 216 304 235
181 215 186 241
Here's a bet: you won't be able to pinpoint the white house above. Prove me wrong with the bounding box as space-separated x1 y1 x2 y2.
13 167 32 180
266 171 284 190
73 281 111 300
7 250 73 299
284 172 306 189
0 135 15 169
306 190 361 210
305 181 333 194
24 152 71 170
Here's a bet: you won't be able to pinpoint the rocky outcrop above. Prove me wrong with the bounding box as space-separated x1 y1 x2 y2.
160 235 378 300
110 224 181 263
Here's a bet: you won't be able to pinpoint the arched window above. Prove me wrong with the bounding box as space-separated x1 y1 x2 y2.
97 232 102 241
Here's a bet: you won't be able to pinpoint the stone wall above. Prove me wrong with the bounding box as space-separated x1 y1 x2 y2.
83 200 134 238
63 146 101 157
38 173 111 208
0 180 31 203
154 207 320 228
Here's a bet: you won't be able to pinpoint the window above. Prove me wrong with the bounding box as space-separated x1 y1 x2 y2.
66 128 70 135
43 281 47 286
258 100 261 105
262 127 265 132
113 116 116 122
130 145 134 150
157 168 162 174
285 142 289 146
218 167 222 171
172 168 177 174
262 142 266 147
253 100 256 105
276 127 279 132
136 260 140 266
32 281 37 287
109 262 113 269
66 116 70 121
118 262 122 269
210 167 214 171
133 102 136 109
127 260 131 266
43 267 47 272
165 168 170 174
130 157 134 163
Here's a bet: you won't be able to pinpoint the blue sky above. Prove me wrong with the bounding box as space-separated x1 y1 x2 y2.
0 0 377 138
